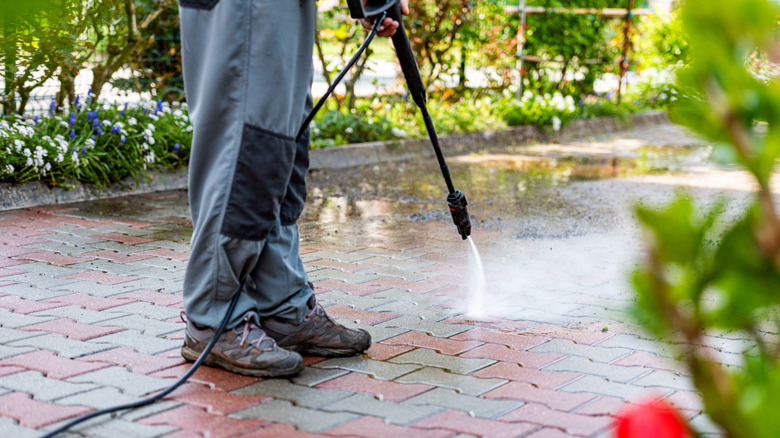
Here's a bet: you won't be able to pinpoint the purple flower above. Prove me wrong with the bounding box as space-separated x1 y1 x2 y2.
69 113 76 127
92 119 99 129
121 137 126 144
49 100 56 115
74 96 80 105
157 99 163 111
91 135 95 141
173 143 180 152
87 111 93 122
33 115 39 124
143 108 147 114
70 130 75 140
87 88 92 104
97 128 102 136
81 145 87 153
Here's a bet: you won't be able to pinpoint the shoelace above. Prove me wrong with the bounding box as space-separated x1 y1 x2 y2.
239 314 273 352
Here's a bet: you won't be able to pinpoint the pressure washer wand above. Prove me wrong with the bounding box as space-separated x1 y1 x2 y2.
383 2 472 240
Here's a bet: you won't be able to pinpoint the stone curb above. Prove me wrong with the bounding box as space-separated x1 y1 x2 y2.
0 111 668 212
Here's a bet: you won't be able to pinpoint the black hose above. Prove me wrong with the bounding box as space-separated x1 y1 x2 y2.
39 284 245 438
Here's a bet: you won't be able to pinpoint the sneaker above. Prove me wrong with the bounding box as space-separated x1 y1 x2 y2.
181 312 304 377
261 296 372 357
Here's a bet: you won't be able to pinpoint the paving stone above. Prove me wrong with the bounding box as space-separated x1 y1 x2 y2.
321 416 455 438
169 384 268 415
77 249 158 264
86 241 154 253
88 330 182 355
79 347 185 375
458 344 563 369
663 390 704 413
31 305 124 324
41 292 134 311
688 413 727 436
302 250 374 263
498 403 613 437
352 248 425 260
395 368 507 396
0 392 92 429
130 256 186 271
151 363 258 392
372 288 455 306
71 418 178 438
610 351 685 373
597 334 680 358
323 304 401 325
389 349 494 374
290 365 348 387
541 356 650 383
321 392 443 425
69 366 178 396
529 339 631 363
356 265 437 282
19 318 126 341
9 333 113 358
472 363 581 389
0 271 82 289
0 371 98 401
233 379 352 409
558 375 662 401
366 342 416 361
315 371 432 402
233 399 358 433
51 280 146 297
524 430 570 438
482 382 597 411
141 405 268 438
378 315 471 338
0 309 62 329
104 277 182 295
307 267 383 284
358 256 435 270
311 278 394 296
0 326 46 343
61 270 145 286
94 314 180 337
403 387 522 419
0 283 76 300
631 370 696 392
0 417 39 438
111 289 182 307
235 422 325 438
411 409 538 438
135 241 192 252
0 345 36 359
103 302 182 320
315 290 394 309
0 350 110 379
336 318 408 342
88 232 159 245
66 259 140 275
383 331 482 355
573 395 630 416
135 248 190 262
372 301 461 321
312 356 421 380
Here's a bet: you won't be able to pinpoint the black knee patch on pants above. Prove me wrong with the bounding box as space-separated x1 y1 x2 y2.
279 129 309 226
222 124 296 241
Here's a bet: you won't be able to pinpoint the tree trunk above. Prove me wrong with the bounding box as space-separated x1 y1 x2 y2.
2 15 18 115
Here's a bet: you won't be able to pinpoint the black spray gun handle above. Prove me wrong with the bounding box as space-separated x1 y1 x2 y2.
346 0 472 240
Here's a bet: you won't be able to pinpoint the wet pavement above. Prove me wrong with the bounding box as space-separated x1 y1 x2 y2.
0 122 743 437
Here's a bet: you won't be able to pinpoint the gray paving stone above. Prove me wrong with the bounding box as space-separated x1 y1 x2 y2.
128 257 184 272
694 346 745 368
2 272 83 289
66 259 139 275
72 418 178 438
69 366 178 396
389 349 494 374
57 386 144 408
94 315 181 337
31 232 94 246
7 261 80 276
559 375 666 401
377 315 470 338
107 278 182 295
371 288 454 306
0 344 35 359
307 267 383 284
371 301 461 321
290 366 348 387
0 417 39 438
233 379 351 409
597 334 679 358
88 330 182 355
0 371 98 401
402 387 522 419
31 305 125 324
529 339 631 363
312 356 421 380
0 283 75 300
17 242 96 256
135 241 191 252
232 399 359 433
356 265 436 282
359 256 434 270
395 368 507 396
9 333 113 358
689 413 727 436
41 225 106 237
542 356 651 383
51 281 146 297
335 318 408 342
632 370 696 392
86 241 153 253
321 392 443 425
0 326 46 343
302 250 373 263
123 266 181 281
352 248 425 260
317 291 393 310
102 302 181 320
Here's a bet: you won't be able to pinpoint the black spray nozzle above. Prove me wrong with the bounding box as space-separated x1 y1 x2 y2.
346 0 397 19
447 190 471 240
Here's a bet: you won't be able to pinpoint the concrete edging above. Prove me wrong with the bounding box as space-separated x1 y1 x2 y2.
0 111 669 211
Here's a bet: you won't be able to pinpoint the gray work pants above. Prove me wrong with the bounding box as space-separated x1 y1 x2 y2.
179 0 315 328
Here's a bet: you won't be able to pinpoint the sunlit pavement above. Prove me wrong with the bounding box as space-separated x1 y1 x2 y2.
0 123 738 437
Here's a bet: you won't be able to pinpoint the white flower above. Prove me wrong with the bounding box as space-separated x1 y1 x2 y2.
141 142 149 151
128 117 138 126
23 148 31 157
85 138 96 149
4 164 13 173
144 151 155 164
60 121 69 129
14 139 25 152
102 119 112 126
149 114 159 122
345 127 354 134
71 152 80 167
391 127 408 138
551 116 562 132
147 124 156 132
26 157 33 166
56 153 64 163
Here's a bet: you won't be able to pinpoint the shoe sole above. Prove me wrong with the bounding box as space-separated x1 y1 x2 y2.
181 346 304 377
285 333 372 358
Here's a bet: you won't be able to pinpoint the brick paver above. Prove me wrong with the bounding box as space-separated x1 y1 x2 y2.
0 125 731 436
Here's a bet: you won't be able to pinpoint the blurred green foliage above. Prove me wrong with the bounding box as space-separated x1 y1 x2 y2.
632 0 780 436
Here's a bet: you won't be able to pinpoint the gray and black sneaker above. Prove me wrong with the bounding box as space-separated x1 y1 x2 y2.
181 312 304 377
261 296 371 357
